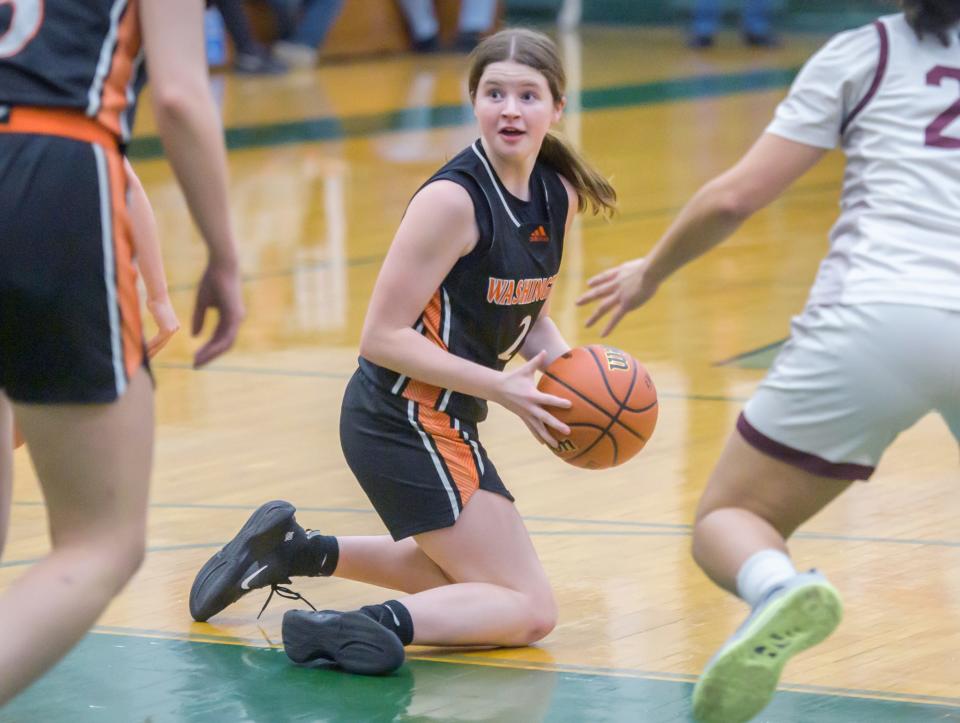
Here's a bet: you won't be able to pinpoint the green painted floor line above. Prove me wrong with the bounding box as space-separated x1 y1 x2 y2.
6 632 959 722
127 67 800 161
87 627 960 710
716 337 788 369
419 653 960 710
64 628 960 709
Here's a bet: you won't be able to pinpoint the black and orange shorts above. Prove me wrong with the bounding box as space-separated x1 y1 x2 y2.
0 107 144 404
340 369 513 540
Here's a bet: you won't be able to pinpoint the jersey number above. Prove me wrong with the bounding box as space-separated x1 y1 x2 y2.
498 315 532 361
0 0 44 58
925 66 960 149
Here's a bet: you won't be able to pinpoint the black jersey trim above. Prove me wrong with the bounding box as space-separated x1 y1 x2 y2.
470 141 521 228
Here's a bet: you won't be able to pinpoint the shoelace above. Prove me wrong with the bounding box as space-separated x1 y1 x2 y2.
257 584 317 620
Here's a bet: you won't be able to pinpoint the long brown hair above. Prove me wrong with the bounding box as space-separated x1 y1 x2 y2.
900 0 960 45
467 28 617 217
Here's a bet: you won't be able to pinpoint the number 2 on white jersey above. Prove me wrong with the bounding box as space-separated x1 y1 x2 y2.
925 66 960 149
0 0 44 58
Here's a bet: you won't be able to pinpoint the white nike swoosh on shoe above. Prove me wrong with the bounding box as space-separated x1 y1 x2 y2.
241 564 269 590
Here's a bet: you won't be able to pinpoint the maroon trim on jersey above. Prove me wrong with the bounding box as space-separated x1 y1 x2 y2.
736 412 875 481
841 20 890 135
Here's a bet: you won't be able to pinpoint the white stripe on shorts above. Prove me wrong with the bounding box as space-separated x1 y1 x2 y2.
453 418 485 476
407 400 459 521
93 144 126 398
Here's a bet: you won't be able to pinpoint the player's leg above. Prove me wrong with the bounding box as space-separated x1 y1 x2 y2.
691 304 939 722
402 489 556 646
692 430 851 593
0 368 153 705
690 430 850 723
191 372 468 622
282 489 556 672
334 535 453 591
189 506 453 622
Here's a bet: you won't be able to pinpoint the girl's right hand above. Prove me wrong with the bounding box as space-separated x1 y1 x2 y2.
492 351 572 448
146 296 181 359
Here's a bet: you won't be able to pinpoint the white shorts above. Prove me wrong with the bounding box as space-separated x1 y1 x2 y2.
740 303 960 480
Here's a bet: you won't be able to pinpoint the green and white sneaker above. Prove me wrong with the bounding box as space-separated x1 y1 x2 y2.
692 571 842 723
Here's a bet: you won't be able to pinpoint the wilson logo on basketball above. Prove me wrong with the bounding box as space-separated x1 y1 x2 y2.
604 348 631 372
529 225 549 242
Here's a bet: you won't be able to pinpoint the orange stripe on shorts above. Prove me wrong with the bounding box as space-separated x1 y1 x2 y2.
103 147 143 379
417 406 480 507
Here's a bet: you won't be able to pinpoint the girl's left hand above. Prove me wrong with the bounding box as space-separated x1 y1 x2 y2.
146 297 181 359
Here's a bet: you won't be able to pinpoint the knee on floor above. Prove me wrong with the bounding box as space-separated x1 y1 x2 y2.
519 591 558 645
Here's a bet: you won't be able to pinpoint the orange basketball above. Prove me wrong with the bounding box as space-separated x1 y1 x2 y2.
536 345 657 469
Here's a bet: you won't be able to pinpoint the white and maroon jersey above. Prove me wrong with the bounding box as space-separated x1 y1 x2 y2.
766 14 960 311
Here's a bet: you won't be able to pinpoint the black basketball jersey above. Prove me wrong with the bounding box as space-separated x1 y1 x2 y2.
360 139 570 423
0 0 145 141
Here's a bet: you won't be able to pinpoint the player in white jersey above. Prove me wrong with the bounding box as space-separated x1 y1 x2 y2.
578 1 960 720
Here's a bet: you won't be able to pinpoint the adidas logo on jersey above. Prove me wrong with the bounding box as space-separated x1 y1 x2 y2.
529 225 549 243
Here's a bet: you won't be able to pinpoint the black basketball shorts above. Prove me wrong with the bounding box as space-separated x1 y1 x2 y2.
340 369 513 540
0 108 144 404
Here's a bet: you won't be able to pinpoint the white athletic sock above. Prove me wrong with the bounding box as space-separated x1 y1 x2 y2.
735 549 797 608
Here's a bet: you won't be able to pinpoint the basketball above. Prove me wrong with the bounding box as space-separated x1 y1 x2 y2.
537 345 658 469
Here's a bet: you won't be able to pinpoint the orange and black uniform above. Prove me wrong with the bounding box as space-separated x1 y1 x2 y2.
0 0 147 403
341 140 569 539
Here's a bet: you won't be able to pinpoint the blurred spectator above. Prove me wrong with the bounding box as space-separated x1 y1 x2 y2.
212 0 288 73
270 0 347 68
398 0 497 53
689 0 777 48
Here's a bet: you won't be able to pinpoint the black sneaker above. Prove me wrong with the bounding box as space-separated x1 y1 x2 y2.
282 609 405 675
190 500 304 622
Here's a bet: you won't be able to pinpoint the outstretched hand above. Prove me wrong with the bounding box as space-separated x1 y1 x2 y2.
191 260 244 367
576 258 660 336
493 350 572 448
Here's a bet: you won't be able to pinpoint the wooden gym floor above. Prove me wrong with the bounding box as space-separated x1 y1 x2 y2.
4 25 959 722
